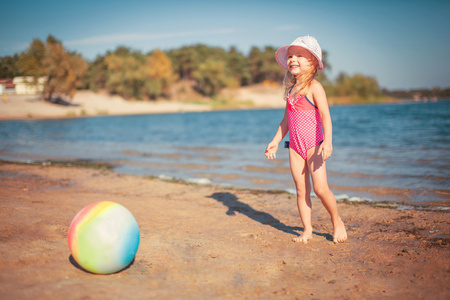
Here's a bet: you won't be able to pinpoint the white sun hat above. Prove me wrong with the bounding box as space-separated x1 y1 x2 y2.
275 35 323 70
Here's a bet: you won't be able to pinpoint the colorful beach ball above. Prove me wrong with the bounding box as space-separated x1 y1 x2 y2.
68 201 140 274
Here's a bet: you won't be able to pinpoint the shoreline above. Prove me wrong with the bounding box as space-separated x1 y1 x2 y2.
0 91 214 121
0 160 449 299
2 158 449 212
2 92 448 208
1 87 435 121
0 86 285 121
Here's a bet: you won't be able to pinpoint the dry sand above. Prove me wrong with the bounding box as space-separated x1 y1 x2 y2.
0 91 211 120
0 86 285 120
1 89 448 299
0 161 449 299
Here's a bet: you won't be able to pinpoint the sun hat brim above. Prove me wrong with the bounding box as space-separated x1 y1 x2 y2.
275 45 324 71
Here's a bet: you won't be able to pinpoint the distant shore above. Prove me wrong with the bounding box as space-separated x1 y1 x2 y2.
0 85 408 121
0 91 212 120
0 85 287 120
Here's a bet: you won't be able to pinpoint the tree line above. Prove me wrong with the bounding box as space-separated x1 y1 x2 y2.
381 87 450 99
1 34 445 101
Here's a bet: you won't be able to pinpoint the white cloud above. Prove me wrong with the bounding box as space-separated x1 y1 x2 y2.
64 29 236 46
1 42 30 53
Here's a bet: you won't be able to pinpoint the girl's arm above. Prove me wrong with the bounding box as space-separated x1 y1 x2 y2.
265 105 289 159
311 80 333 161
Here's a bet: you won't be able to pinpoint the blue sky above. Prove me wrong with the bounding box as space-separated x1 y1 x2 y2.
2 0 449 90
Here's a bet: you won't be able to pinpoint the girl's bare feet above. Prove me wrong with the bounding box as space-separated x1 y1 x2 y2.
333 217 347 243
293 231 313 244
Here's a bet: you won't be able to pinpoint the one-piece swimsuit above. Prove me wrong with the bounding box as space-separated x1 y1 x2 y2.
287 90 324 160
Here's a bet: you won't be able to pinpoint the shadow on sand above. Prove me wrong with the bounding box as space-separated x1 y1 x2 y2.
69 255 135 275
207 192 332 241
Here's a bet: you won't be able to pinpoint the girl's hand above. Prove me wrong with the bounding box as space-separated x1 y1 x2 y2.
318 140 333 161
265 142 279 159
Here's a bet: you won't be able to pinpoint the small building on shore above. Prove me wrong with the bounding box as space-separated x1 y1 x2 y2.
12 76 46 95
0 79 16 95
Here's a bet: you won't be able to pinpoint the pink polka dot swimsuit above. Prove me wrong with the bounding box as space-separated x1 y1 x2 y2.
287 90 324 160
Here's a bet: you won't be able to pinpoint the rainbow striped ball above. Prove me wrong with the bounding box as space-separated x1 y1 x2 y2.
68 201 140 274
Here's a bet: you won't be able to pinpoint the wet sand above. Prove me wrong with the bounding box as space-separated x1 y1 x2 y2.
0 161 449 299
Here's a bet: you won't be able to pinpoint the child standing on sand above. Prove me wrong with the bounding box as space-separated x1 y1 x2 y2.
265 36 347 244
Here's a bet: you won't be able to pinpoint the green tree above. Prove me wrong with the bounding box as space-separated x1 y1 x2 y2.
316 51 330 83
245 46 285 84
227 46 250 86
17 38 46 78
260 46 284 82
103 47 147 99
334 72 352 96
247 47 263 84
193 59 227 96
89 47 177 100
0 54 22 78
333 72 381 98
351 74 381 98
167 46 197 81
84 55 108 91
168 44 234 96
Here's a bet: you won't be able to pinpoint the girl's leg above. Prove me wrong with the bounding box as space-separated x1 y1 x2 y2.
289 148 313 243
307 146 347 243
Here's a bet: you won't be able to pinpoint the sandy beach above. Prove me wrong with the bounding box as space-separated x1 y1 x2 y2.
0 91 211 120
0 161 449 299
0 86 285 120
1 89 449 299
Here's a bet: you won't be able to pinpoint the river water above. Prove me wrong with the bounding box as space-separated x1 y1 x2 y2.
1 100 449 205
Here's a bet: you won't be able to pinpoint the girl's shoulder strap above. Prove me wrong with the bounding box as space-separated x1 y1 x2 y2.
288 87 294 95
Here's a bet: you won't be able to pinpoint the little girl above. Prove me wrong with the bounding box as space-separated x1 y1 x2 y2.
265 36 347 244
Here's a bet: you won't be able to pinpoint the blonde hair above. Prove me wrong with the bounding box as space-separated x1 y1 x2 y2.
283 55 319 100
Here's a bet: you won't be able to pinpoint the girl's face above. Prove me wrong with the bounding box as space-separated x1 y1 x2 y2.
287 46 314 76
